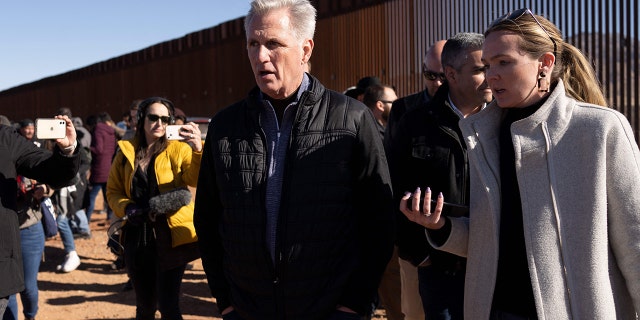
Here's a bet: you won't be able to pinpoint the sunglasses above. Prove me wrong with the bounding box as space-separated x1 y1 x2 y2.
146 114 171 124
490 8 557 57
423 70 446 82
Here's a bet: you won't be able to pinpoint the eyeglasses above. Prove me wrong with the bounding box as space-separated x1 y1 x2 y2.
423 70 446 82
146 114 171 124
379 100 395 105
490 8 557 57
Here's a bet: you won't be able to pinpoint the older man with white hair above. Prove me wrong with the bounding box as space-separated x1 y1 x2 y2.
194 0 395 319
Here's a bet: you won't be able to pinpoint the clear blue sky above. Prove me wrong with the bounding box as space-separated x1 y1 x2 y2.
0 1 251 91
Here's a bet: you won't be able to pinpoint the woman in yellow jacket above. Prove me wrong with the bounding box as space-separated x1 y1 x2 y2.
106 97 202 320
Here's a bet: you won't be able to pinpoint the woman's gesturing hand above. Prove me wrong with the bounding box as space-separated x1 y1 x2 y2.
399 187 446 230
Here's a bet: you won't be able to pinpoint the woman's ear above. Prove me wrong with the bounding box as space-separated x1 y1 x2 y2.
539 52 555 71
537 52 556 92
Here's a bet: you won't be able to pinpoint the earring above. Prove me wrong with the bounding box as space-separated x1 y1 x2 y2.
538 72 549 92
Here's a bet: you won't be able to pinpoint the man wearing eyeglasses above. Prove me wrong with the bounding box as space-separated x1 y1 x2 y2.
383 39 445 320
363 84 398 131
363 84 402 320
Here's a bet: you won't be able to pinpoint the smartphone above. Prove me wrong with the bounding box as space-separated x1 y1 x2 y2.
430 200 469 217
36 118 66 139
165 125 185 140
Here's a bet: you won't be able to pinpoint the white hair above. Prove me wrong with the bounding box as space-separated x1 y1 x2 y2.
244 0 317 41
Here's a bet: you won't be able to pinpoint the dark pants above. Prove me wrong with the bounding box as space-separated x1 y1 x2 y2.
124 225 187 320
418 265 465 320
86 182 113 222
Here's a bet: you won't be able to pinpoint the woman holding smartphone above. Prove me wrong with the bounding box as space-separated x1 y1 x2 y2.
106 97 202 320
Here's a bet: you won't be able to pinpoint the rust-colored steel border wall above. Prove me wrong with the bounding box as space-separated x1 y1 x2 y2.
0 0 638 140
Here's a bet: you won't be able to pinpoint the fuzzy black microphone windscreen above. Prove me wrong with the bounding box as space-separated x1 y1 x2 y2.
149 187 192 215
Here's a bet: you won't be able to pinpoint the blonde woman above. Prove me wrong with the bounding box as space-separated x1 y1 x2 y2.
400 8 640 319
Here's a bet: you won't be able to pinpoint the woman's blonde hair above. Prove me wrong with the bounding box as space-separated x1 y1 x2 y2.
485 9 607 106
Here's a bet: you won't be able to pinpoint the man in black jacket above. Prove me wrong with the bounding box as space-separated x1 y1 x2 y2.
384 39 446 320
387 33 492 319
363 85 404 320
0 115 80 317
194 1 394 319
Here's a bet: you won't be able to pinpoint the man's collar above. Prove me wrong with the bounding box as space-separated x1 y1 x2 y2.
447 93 487 119
259 73 310 103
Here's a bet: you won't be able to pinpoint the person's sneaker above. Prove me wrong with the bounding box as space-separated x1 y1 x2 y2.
57 251 81 272
73 231 92 240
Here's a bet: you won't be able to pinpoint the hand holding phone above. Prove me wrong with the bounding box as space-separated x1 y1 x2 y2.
165 125 185 140
36 118 67 139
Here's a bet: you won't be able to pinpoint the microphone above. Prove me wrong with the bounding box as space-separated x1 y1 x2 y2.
149 187 192 215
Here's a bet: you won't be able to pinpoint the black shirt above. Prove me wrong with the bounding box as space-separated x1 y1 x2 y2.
492 99 546 318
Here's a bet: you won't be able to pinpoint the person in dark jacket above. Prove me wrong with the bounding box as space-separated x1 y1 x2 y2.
193 1 395 319
383 39 446 320
0 115 80 317
86 112 116 224
362 84 404 320
388 33 492 319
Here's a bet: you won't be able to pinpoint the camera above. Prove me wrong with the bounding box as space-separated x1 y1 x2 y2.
35 118 66 139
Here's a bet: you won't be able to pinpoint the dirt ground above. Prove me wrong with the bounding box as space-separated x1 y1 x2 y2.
23 195 388 320
29 219 221 320
18 194 221 320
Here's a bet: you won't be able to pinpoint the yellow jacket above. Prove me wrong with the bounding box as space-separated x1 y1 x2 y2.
106 138 202 247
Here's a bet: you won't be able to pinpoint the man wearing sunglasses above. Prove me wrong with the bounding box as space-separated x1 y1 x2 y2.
382 39 446 320
385 40 446 149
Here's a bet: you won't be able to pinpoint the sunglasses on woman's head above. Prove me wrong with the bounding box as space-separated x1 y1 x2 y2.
490 8 557 57
146 114 171 124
